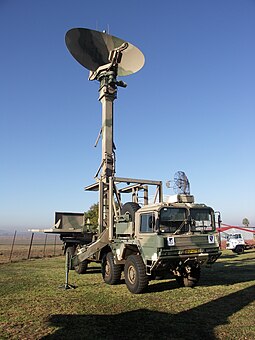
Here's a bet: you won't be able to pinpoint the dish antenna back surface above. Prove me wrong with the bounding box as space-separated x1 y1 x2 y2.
65 28 145 76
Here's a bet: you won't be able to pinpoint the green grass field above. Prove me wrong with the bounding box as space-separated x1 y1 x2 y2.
0 250 254 339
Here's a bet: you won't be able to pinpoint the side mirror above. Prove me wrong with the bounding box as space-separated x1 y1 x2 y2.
217 213 222 227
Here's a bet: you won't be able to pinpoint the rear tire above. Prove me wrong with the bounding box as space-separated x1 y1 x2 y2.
66 246 75 270
75 260 88 274
102 252 122 285
72 245 88 274
124 255 148 294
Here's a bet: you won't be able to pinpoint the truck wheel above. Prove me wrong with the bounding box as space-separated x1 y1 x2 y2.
124 255 148 294
73 245 88 274
66 246 75 270
102 252 122 285
183 273 200 288
121 202 140 221
74 260 88 274
235 245 244 254
175 275 185 287
175 266 200 288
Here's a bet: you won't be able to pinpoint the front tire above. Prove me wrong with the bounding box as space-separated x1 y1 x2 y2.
175 265 200 288
124 255 148 294
235 245 244 254
102 252 122 285
183 273 200 287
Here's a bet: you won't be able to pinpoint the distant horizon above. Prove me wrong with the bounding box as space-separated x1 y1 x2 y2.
1 221 255 234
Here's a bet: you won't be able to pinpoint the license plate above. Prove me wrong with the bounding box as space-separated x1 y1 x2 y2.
184 249 199 254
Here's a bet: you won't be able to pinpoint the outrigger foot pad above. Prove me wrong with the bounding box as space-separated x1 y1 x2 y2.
59 283 77 290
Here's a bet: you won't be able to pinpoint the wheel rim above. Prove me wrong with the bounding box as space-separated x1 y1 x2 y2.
127 264 136 284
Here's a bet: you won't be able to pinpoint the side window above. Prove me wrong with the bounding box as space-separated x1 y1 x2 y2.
140 213 154 233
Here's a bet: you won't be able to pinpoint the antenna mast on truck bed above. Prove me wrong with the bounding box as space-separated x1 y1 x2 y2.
65 28 145 235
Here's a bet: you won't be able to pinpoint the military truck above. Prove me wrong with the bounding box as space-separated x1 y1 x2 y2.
67 178 221 294
40 27 222 294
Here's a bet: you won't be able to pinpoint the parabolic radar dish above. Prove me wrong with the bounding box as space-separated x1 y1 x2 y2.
65 27 145 76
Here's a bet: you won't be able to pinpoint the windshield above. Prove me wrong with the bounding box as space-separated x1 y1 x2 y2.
227 234 241 240
190 208 214 231
159 207 188 233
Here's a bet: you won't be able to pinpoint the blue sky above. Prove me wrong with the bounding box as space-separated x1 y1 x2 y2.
1 0 255 230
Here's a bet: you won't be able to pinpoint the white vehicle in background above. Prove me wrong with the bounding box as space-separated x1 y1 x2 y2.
226 233 254 254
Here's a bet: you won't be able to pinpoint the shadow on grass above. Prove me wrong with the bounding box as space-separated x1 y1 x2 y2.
198 255 255 287
218 250 255 260
136 255 255 292
147 279 178 293
85 267 102 274
43 285 254 340
73 253 255 292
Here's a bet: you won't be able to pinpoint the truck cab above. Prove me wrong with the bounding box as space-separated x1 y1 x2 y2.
226 233 245 254
110 193 221 293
